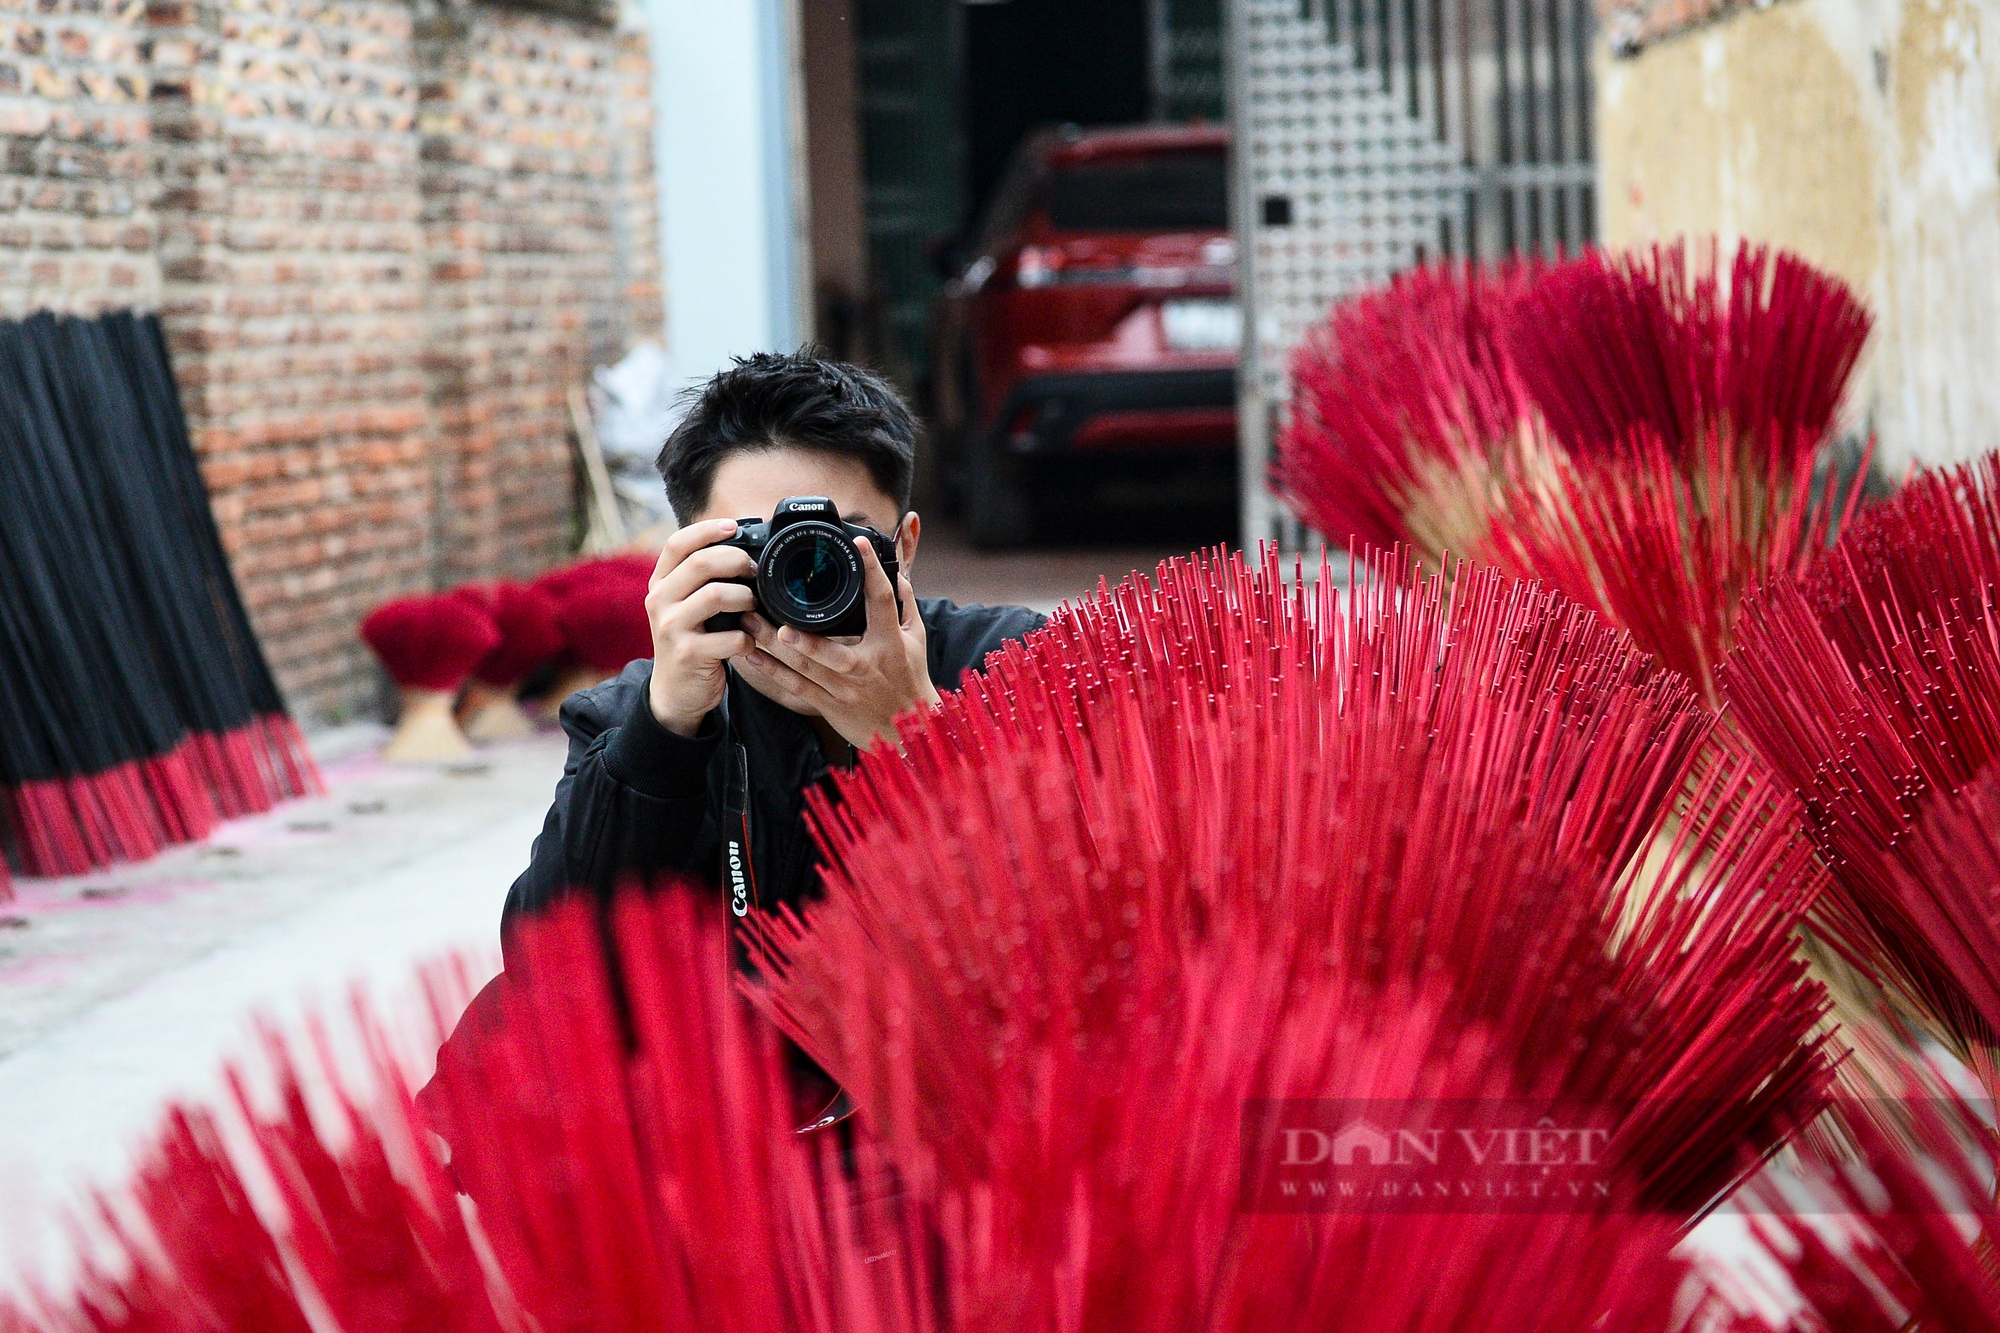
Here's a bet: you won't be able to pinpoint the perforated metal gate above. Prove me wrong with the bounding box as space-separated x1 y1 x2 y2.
1227 0 1598 549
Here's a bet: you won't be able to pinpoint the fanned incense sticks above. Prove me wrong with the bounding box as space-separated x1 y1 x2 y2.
455 581 565 741
1277 240 1873 710
4 891 942 1333
1486 422 1868 706
1506 241 1872 466
552 568 656 679
1277 260 1536 558
6 885 1802 1333
359 594 501 765
750 548 1833 1223
531 553 656 705
1725 453 2000 1087
355 552 653 747
0 313 321 888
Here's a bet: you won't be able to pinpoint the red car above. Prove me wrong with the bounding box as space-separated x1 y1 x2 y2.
930 124 1238 546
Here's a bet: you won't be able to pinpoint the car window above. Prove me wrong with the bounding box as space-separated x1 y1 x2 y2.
1046 151 1228 232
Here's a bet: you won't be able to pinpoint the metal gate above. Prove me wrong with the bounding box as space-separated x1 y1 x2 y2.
1227 0 1598 548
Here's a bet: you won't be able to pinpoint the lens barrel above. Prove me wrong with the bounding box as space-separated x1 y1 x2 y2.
755 521 864 630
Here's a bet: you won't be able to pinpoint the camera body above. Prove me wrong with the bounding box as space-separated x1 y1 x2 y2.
705 496 901 638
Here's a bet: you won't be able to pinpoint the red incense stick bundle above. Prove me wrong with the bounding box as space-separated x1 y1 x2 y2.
507 555 651 715
751 549 1832 1227
553 576 654 678
1485 420 1866 706
1278 260 1537 560
844 889 1711 1332
358 594 500 764
1506 241 1872 466
8 881 1783 1333
540 560 655 706
1486 242 1874 707
7 889 928 1333
1725 452 2000 1088
1277 241 1872 714
531 552 656 604
452 581 564 741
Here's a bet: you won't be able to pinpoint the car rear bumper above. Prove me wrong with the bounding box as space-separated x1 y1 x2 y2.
989 368 1238 456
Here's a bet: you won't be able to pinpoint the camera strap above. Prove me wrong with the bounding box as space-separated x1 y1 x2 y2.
716 681 761 919
720 719 759 919
715 680 856 1138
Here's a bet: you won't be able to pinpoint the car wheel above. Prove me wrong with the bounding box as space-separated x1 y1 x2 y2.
967 437 1034 549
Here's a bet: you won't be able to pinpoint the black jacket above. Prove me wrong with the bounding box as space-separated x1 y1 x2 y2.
421 598 1042 1154
500 596 1044 950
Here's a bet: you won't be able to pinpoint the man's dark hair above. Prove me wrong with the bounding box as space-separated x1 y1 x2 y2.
656 349 918 522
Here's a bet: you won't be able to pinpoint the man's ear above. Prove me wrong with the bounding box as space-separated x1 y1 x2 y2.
895 510 920 576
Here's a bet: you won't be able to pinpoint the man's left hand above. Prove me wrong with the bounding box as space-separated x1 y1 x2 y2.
735 536 941 750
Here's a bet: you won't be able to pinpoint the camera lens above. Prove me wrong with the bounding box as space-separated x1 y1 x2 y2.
776 534 845 609
759 523 862 628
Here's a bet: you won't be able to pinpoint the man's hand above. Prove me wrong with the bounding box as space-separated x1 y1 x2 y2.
736 536 940 750
644 519 757 737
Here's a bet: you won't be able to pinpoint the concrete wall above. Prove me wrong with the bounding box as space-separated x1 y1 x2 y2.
0 0 664 723
1596 0 2000 471
647 0 803 389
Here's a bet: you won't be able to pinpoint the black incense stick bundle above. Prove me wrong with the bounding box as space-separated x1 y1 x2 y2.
0 312 321 888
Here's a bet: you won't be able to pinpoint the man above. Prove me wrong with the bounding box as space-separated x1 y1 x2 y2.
421 353 1041 1145
502 350 1044 935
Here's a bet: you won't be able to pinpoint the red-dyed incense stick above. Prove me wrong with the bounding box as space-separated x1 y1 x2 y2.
751 548 1832 1225
1726 452 2000 1085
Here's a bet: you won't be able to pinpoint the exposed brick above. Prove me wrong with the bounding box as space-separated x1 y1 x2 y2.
0 0 661 725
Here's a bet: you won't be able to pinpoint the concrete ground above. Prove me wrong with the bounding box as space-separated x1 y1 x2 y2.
918 521 1212 614
0 524 1198 1294
0 727 556 1289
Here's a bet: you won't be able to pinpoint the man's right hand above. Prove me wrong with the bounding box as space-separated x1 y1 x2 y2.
644 519 757 736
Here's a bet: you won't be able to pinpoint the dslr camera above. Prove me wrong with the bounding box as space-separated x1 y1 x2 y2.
706 496 902 638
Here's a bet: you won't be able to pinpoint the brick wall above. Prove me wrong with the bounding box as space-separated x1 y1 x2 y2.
157 0 433 714
609 20 659 348
421 4 625 584
0 0 154 311
0 0 662 724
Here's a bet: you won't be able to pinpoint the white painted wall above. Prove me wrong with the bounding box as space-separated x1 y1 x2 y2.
646 0 809 391
1598 0 2000 472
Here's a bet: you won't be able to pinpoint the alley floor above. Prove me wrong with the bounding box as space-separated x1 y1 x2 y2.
0 727 559 1289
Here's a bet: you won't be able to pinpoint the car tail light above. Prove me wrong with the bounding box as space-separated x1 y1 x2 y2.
1006 245 1233 291
1010 245 1135 289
